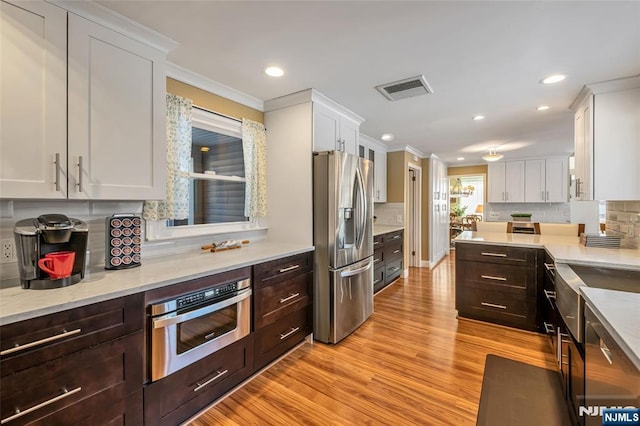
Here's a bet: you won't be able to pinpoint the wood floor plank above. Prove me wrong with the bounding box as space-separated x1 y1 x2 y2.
186 252 555 425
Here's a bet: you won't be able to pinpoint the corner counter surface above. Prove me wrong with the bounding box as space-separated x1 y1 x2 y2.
373 225 404 236
454 231 640 270
580 287 640 371
0 241 314 326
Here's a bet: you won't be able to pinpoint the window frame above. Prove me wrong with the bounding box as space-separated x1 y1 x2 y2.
145 107 266 241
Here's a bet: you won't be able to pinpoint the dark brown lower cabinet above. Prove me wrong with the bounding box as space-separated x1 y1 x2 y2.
373 230 404 294
254 305 312 370
0 331 143 426
143 335 254 426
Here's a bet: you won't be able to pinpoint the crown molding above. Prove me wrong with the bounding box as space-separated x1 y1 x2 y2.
264 89 365 124
570 74 640 110
387 145 425 158
48 0 179 53
167 63 264 112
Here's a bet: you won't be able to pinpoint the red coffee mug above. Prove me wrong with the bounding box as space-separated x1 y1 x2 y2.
38 251 75 279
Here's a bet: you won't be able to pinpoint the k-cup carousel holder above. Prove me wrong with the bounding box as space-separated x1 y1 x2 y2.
105 214 142 270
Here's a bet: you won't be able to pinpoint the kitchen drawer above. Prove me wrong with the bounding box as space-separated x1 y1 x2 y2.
460 261 532 289
27 389 142 426
457 283 536 330
144 334 254 426
456 242 537 266
254 306 311 370
1 331 142 426
373 234 384 248
1 293 143 376
385 230 403 243
385 259 403 284
254 271 312 329
384 240 403 263
373 248 384 268
373 266 385 294
253 251 313 289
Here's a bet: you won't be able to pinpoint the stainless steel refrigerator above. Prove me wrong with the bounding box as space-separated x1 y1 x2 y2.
313 150 374 344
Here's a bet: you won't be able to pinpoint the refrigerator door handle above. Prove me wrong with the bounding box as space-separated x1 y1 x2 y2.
354 166 367 249
340 260 372 278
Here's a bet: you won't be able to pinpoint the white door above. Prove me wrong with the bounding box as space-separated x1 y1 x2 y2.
525 159 546 202
505 161 525 202
313 103 340 152
487 162 506 203
0 0 67 198
545 158 568 202
339 117 359 156
68 14 166 200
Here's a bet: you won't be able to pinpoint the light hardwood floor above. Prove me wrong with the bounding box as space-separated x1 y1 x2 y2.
188 252 556 425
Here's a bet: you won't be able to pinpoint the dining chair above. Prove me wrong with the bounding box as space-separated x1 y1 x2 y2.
535 223 585 237
473 221 511 233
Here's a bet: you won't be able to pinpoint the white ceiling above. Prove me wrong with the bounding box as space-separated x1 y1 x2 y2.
96 1 640 164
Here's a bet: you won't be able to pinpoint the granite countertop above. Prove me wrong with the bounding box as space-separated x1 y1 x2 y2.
0 241 314 326
580 287 640 370
373 224 405 236
454 231 640 270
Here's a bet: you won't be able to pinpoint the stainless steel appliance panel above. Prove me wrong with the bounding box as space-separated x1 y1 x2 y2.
584 306 640 426
328 257 374 343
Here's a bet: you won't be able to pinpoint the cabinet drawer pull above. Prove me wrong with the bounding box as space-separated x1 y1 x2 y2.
543 289 556 301
77 156 84 192
481 302 507 310
480 252 507 258
393 249 401 254
279 293 300 304
194 369 229 392
279 264 300 273
373 279 382 285
544 263 555 271
600 339 613 365
389 266 401 273
480 275 507 281
543 322 555 334
280 327 300 340
374 241 381 245
1 328 82 356
374 257 381 263
392 235 401 239
1 386 82 424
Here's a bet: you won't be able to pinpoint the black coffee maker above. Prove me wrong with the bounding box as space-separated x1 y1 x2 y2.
14 214 88 289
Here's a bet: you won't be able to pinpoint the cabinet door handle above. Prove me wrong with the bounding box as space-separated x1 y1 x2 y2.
279 264 300 273
0 328 82 356
280 327 300 340
506 192 509 201
546 191 549 201
77 156 84 192
480 274 507 281
480 252 507 258
1 386 82 424
392 235 401 239
54 153 61 192
279 293 300 304
543 322 555 334
542 191 545 201
393 249 401 254
543 289 556 301
373 279 382 285
194 369 228 392
544 263 555 271
481 302 507 310
600 339 613 365
502 192 505 201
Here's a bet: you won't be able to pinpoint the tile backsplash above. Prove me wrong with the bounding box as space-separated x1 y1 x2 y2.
605 200 640 249
0 200 266 282
374 203 404 225
485 202 570 223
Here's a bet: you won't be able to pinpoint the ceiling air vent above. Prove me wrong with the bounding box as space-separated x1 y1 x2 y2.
375 75 433 101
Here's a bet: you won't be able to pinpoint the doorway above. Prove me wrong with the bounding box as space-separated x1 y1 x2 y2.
449 174 485 242
407 165 422 268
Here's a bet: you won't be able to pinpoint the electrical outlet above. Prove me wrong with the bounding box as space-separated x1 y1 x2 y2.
1 238 17 264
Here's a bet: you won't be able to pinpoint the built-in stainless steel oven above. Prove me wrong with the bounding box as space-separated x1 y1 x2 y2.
149 278 252 381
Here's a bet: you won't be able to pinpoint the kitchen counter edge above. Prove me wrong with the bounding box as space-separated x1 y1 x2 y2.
373 225 405 236
0 242 314 326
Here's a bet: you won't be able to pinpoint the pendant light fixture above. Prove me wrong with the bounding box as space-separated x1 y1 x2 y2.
482 147 503 162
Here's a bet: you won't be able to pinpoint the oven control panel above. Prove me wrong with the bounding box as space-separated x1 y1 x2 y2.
176 283 238 309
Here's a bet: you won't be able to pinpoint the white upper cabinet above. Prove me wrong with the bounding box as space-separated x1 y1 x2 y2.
0 1 67 198
524 158 568 203
0 1 169 200
310 93 363 155
571 76 640 200
487 161 524 203
68 14 166 200
359 134 387 203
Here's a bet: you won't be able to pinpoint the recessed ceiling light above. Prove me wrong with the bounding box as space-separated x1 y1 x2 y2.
381 133 394 142
264 66 285 77
541 74 566 84
537 105 550 111
457 157 465 161
472 115 485 121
